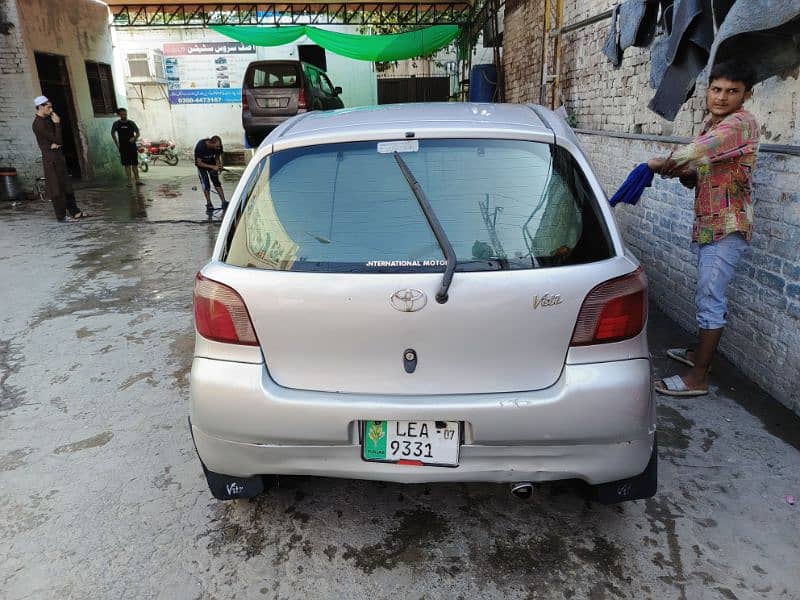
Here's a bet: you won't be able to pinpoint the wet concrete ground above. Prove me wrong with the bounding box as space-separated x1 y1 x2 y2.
1 165 799 599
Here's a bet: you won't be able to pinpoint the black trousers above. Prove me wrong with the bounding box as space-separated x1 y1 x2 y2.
43 152 81 220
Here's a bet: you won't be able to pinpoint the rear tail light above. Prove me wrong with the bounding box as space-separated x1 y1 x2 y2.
241 90 248 110
570 267 648 346
298 88 308 109
193 274 259 346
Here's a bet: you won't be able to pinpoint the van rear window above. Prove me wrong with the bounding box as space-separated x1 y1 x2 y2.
223 139 612 272
248 64 300 88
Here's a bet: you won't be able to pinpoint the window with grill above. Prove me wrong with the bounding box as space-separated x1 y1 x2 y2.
85 61 117 115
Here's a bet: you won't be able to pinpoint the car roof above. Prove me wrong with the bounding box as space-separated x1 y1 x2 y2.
274 103 553 142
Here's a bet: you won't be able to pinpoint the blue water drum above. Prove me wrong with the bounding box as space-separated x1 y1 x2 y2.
469 63 498 102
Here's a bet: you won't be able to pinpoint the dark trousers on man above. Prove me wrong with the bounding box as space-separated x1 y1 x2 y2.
43 152 81 220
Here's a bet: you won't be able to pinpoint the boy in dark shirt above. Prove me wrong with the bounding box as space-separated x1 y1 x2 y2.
194 135 227 214
111 108 143 186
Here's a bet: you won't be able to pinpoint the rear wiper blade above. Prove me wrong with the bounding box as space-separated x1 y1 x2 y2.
393 152 456 304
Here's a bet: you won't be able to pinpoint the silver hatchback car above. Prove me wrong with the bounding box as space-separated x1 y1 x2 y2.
190 103 656 503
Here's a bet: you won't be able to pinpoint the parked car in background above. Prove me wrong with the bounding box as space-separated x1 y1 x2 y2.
191 103 656 504
241 59 344 147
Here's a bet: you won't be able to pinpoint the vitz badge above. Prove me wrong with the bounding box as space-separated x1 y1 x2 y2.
532 293 563 309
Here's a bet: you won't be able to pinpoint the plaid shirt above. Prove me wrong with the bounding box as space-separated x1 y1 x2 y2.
672 109 759 244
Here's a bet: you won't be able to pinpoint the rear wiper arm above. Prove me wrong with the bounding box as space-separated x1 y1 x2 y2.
393 152 456 304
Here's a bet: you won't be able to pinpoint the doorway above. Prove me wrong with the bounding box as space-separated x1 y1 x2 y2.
34 52 83 178
298 45 327 72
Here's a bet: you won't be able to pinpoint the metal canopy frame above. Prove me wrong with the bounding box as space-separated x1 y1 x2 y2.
111 3 473 26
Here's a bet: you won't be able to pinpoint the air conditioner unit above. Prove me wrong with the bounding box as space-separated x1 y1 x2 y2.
126 49 166 84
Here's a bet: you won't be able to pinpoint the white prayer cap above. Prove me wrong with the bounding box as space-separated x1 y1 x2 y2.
34 95 50 107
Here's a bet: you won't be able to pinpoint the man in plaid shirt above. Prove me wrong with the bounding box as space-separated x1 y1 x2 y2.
647 61 760 397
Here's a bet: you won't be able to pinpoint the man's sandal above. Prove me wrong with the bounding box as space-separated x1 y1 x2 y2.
667 348 695 367
666 348 712 372
654 375 708 397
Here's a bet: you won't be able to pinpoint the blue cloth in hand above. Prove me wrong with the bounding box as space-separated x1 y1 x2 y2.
609 163 654 207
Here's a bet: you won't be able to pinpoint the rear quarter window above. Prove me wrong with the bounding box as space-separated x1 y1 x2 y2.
223 139 612 272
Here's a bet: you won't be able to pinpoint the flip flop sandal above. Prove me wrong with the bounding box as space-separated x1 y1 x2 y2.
666 348 712 372
655 375 708 397
667 348 695 367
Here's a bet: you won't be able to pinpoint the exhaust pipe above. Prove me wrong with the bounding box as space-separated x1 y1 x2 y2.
510 482 534 500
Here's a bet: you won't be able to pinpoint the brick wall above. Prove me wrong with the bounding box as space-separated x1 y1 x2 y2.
0 0 39 187
503 0 800 413
502 0 545 104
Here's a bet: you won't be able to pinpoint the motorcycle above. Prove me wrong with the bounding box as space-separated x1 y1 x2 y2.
138 138 179 166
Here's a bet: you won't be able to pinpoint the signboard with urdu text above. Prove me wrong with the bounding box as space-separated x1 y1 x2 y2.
163 41 256 104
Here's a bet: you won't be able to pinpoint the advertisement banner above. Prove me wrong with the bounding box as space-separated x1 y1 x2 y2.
163 41 256 105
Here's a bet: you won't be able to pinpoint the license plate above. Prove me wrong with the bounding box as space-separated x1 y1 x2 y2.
362 420 460 467
266 98 281 107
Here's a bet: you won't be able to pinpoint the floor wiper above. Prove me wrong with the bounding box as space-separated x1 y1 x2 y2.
393 152 457 304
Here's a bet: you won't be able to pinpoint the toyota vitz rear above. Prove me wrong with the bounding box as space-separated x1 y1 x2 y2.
190 103 657 503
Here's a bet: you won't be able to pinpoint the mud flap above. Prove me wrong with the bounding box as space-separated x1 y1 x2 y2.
202 466 265 501
592 434 658 504
188 417 267 501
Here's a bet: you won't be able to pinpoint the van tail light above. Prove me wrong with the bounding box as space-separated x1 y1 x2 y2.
193 274 259 346
298 88 308 109
241 91 248 110
570 267 648 346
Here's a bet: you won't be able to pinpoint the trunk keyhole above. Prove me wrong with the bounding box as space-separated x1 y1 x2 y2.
403 349 417 374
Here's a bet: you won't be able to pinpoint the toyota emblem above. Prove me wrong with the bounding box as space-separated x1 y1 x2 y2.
389 289 427 312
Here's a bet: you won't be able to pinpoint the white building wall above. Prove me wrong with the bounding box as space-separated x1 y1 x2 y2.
114 26 378 151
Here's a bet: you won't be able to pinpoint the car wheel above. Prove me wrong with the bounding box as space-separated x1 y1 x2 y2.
245 132 261 148
591 433 658 504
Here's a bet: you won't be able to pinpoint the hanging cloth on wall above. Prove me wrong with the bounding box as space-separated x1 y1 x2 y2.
210 25 460 62
603 0 660 67
706 0 800 86
648 0 715 121
649 1 675 88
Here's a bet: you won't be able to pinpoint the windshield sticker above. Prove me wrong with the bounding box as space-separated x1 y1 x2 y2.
377 140 419 154
366 259 446 267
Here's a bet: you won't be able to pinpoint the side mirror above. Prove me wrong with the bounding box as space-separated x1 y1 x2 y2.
334 86 342 95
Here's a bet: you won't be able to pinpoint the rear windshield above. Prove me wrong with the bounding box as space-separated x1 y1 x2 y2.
223 139 612 272
247 63 300 88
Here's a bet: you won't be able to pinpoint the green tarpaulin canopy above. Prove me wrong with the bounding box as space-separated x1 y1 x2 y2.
210 25 460 62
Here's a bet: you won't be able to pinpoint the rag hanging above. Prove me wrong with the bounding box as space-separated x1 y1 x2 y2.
603 0 660 67
609 163 655 207
648 0 715 121
706 0 800 86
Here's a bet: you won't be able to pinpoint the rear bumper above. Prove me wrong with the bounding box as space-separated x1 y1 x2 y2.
190 358 655 484
243 112 306 135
